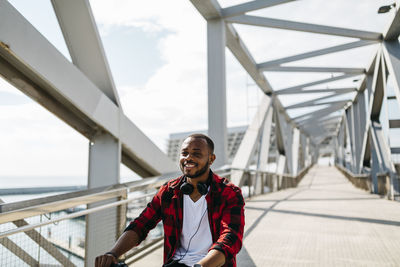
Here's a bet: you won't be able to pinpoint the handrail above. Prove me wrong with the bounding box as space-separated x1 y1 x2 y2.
0 171 180 223
231 165 311 179
335 164 370 178
0 192 155 239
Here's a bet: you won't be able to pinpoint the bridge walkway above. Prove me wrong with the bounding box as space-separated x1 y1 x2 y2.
135 165 400 266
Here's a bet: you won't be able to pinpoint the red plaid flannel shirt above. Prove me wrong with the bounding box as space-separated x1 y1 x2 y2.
125 171 245 267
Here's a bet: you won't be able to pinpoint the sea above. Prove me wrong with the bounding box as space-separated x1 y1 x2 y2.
0 175 141 203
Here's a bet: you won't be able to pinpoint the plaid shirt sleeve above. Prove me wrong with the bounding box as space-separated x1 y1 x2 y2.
209 185 245 263
124 185 165 244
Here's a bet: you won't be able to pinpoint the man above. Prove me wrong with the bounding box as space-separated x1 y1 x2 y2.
95 134 245 267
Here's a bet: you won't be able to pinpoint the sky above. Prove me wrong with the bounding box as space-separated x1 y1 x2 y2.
0 0 399 181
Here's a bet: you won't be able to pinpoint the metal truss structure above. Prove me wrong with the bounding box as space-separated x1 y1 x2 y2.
190 0 400 193
1 0 400 265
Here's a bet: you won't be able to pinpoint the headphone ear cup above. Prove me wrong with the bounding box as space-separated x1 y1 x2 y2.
197 182 208 195
180 182 194 195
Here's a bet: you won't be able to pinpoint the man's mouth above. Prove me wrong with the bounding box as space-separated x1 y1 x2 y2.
184 163 197 168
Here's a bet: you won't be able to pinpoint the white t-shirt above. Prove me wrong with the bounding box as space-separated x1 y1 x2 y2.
172 193 213 266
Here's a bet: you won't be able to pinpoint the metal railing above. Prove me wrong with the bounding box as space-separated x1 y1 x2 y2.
335 164 400 201
0 166 312 266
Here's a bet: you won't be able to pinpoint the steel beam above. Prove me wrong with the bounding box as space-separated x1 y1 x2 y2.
352 99 362 173
51 0 121 106
276 154 286 189
221 0 295 18
261 66 365 74
347 106 357 172
290 100 350 110
226 15 382 40
277 74 359 94
231 95 272 186
300 123 339 136
285 92 351 109
298 114 342 128
369 51 385 120
207 18 228 167
225 24 273 93
274 107 287 155
276 87 356 95
254 106 273 194
291 128 300 175
294 102 346 122
0 1 177 176
86 132 121 265
190 0 222 19
355 89 369 172
13 219 74 266
257 40 377 68
384 7 400 41
351 50 380 172
0 237 39 266
382 41 400 111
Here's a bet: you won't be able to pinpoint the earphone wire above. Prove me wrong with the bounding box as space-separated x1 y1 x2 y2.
175 206 208 263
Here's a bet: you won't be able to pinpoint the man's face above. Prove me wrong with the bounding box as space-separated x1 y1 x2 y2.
179 137 214 179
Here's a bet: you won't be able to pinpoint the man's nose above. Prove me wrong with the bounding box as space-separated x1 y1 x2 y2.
184 153 194 161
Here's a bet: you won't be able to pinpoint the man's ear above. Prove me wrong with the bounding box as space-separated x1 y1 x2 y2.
209 154 216 165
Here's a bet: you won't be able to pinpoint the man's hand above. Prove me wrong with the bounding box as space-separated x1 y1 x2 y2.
197 249 225 267
95 253 117 267
94 230 140 267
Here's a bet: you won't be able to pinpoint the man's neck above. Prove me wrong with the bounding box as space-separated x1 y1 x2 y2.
187 169 210 187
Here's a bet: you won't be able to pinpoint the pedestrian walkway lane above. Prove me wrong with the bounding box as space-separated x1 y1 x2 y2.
238 165 400 266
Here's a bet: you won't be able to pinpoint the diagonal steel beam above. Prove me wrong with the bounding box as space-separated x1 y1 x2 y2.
299 116 341 131
261 66 365 74
276 74 359 94
190 0 222 19
225 24 273 93
369 50 385 120
231 95 272 186
287 99 349 110
51 0 121 107
221 0 296 18
382 41 400 111
0 237 39 266
284 91 353 109
257 40 378 68
294 103 346 122
226 15 382 40
276 87 356 95
278 88 356 95
384 7 400 41
303 124 337 137
299 118 340 132
300 115 342 127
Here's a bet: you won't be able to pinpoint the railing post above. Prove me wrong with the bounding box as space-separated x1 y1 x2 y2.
85 132 121 266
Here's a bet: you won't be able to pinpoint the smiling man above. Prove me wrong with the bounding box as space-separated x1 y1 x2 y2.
95 134 245 267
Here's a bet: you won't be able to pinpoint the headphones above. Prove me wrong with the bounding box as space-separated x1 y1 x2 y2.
180 176 209 196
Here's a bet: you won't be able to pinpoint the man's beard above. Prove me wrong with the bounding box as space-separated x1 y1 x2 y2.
181 160 209 179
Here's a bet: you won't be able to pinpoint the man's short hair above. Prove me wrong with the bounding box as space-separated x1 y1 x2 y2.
187 133 214 154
